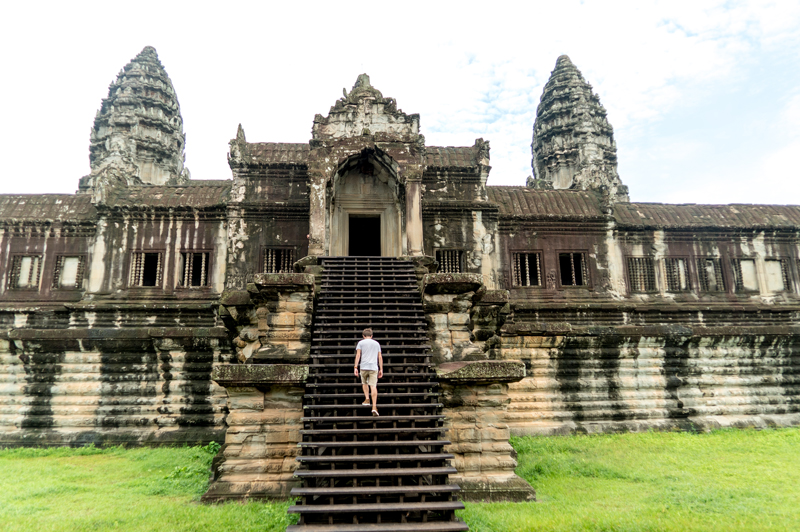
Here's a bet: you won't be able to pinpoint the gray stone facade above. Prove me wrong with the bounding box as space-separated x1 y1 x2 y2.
2 48 799 457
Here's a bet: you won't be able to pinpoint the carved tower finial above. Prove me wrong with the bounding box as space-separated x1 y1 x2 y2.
531 55 629 202
85 46 189 192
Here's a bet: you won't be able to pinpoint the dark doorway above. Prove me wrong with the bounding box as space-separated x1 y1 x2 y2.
349 215 381 256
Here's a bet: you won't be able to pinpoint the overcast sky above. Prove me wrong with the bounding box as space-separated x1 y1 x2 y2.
2 1 799 205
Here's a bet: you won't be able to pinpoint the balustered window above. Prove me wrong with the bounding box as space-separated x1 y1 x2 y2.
436 249 463 274
178 252 209 287
52 255 85 289
129 252 162 287
8 255 42 289
627 257 656 292
731 258 758 292
263 248 294 274
558 252 588 286
697 258 725 292
664 257 690 292
512 252 542 287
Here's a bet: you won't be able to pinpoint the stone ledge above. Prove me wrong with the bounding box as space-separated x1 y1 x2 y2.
212 364 309 386
252 273 314 289
451 474 536 502
502 322 800 337
220 290 251 306
423 273 483 294
476 289 509 304
7 326 229 340
436 360 525 384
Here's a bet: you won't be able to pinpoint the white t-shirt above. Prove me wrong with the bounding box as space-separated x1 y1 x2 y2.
356 338 381 371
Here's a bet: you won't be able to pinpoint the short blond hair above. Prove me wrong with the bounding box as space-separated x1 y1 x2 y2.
362 328 373 337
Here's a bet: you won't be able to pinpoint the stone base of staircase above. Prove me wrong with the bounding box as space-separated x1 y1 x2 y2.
202 364 308 502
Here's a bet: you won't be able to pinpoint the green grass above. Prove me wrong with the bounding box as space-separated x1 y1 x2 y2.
1 429 799 531
0 442 297 532
459 428 800 531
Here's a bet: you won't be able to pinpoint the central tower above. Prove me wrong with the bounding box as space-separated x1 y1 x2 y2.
307 74 425 257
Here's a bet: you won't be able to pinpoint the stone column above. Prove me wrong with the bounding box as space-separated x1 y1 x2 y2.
406 177 424 256
202 364 308 501
307 172 326 256
436 360 535 502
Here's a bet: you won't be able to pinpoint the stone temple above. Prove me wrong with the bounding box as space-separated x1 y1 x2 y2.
2 47 799 526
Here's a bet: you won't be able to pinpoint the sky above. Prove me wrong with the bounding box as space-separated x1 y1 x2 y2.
1 0 799 205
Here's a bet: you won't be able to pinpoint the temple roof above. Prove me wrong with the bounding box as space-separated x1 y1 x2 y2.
238 142 481 170
246 143 310 165
425 147 479 168
106 181 231 209
0 195 96 222
486 186 605 219
614 202 800 229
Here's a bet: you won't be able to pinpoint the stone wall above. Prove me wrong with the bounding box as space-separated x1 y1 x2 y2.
0 307 230 446
501 310 800 435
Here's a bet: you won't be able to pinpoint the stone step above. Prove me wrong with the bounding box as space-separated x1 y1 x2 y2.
296 453 454 463
291 484 461 497
301 427 446 437
301 415 444 422
287 522 468 532
288 501 464 514
294 466 457 478
298 440 451 449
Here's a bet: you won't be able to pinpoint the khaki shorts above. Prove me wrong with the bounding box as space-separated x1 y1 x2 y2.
360 369 378 386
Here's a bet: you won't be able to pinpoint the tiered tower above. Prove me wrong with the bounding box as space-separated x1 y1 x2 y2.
531 55 628 202
83 46 189 191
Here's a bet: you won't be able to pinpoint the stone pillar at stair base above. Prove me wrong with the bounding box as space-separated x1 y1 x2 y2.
202 364 308 502
437 360 536 502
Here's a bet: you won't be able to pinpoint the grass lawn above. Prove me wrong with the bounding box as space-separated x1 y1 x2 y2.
1 429 798 531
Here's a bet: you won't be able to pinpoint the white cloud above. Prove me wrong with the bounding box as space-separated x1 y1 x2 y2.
0 0 799 204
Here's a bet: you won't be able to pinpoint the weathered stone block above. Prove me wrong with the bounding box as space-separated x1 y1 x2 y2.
448 313 470 327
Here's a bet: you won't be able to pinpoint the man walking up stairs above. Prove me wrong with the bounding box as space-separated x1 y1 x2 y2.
288 257 469 531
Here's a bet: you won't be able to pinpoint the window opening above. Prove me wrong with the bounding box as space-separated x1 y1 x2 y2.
558 252 588 286
697 258 725 292
731 258 758 292
52 256 85 289
263 248 295 274
664 258 690 292
512 252 542 287
436 250 463 274
627 257 656 292
9 255 42 289
179 252 209 287
764 259 790 292
130 252 162 287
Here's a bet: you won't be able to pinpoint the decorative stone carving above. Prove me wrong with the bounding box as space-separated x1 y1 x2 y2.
86 46 189 191
532 55 629 202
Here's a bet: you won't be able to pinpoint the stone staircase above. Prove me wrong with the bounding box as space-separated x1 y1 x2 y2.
287 257 468 532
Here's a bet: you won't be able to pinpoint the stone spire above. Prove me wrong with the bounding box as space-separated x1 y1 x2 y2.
531 55 628 202
85 46 189 192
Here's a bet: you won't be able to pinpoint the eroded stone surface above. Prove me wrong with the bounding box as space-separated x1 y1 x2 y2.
532 55 628 202
84 46 189 192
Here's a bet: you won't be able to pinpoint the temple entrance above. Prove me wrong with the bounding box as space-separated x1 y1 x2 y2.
348 215 381 256
327 150 405 257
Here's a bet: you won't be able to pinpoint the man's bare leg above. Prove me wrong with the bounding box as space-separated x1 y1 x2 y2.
371 385 378 411
362 383 370 405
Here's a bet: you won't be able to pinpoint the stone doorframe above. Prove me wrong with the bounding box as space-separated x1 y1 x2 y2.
307 143 424 258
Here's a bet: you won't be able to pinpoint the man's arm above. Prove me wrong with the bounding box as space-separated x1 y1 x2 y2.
354 348 361 376
377 351 383 378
